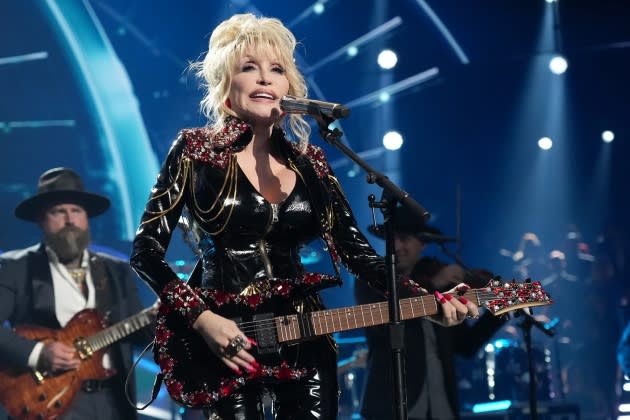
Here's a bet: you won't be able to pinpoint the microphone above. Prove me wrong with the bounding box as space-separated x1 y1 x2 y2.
280 95 351 119
416 232 458 244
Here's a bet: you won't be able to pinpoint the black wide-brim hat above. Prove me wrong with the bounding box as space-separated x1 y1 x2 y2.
368 205 443 240
15 167 111 222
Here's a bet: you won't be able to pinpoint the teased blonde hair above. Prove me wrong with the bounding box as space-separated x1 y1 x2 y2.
191 13 311 150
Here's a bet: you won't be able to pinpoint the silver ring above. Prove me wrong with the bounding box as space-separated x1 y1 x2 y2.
223 335 246 358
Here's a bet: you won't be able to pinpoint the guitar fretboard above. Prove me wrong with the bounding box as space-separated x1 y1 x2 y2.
275 290 480 343
86 307 154 352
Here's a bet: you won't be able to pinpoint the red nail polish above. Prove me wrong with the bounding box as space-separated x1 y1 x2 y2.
459 297 469 305
457 284 471 291
435 291 446 305
232 366 241 374
248 338 258 346
444 293 453 301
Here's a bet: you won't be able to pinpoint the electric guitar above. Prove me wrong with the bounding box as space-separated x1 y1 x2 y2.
153 278 552 408
0 304 157 420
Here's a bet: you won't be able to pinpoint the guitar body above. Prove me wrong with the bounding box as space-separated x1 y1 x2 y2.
154 297 303 409
154 279 552 409
0 310 115 420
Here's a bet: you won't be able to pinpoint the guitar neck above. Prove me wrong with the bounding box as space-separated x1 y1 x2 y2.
274 290 482 343
86 307 154 352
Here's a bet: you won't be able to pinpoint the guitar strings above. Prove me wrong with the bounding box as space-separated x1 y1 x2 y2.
229 291 547 337
231 290 539 328
230 290 542 330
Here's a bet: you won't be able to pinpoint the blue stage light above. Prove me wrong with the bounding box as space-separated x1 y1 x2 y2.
472 400 512 413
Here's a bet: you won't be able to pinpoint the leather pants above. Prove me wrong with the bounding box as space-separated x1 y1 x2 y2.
203 365 338 420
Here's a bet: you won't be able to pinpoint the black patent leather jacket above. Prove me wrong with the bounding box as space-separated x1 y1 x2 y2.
130 118 387 309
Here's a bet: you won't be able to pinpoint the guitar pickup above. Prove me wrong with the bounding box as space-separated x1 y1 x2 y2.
251 313 279 356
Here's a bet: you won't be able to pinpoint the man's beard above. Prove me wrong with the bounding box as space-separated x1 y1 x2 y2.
44 226 91 263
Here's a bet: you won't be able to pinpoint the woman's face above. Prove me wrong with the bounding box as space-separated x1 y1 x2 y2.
228 48 290 126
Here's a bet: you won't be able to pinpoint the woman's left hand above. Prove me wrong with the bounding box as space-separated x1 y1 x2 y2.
428 283 480 326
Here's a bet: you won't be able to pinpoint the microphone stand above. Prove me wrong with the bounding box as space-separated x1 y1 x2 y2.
515 308 555 420
312 115 430 420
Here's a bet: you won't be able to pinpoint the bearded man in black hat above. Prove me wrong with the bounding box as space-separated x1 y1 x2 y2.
0 167 153 420
355 205 507 420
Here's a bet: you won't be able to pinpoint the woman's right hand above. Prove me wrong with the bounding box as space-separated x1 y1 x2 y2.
192 310 259 374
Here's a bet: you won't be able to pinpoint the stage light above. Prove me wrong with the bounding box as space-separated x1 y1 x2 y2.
379 92 391 103
383 131 403 150
313 2 325 15
472 400 512 413
493 339 511 349
305 17 402 74
602 130 615 143
377 49 398 70
538 137 553 150
619 403 630 413
545 0 557 3
347 46 358 57
0 51 48 65
549 55 568 74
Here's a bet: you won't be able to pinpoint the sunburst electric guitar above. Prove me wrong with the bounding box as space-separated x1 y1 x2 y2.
153 278 552 408
0 304 156 420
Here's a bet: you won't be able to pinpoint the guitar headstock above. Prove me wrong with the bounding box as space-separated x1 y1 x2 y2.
479 278 553 316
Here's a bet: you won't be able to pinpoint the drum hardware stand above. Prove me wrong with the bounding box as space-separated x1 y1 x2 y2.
313 113 430 420
515 308 555 420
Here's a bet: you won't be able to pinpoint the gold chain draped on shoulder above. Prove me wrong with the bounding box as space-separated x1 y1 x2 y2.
139 148 240 236
190 154 239 235
140 155 190 225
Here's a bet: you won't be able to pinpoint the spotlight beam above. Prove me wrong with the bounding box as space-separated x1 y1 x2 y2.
92 1 187 68
287 0 332 29
0 51 48 66
413 0 469 64
329 147 386 169
304 16 403 74
0 119 76 131
344 67 440 109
